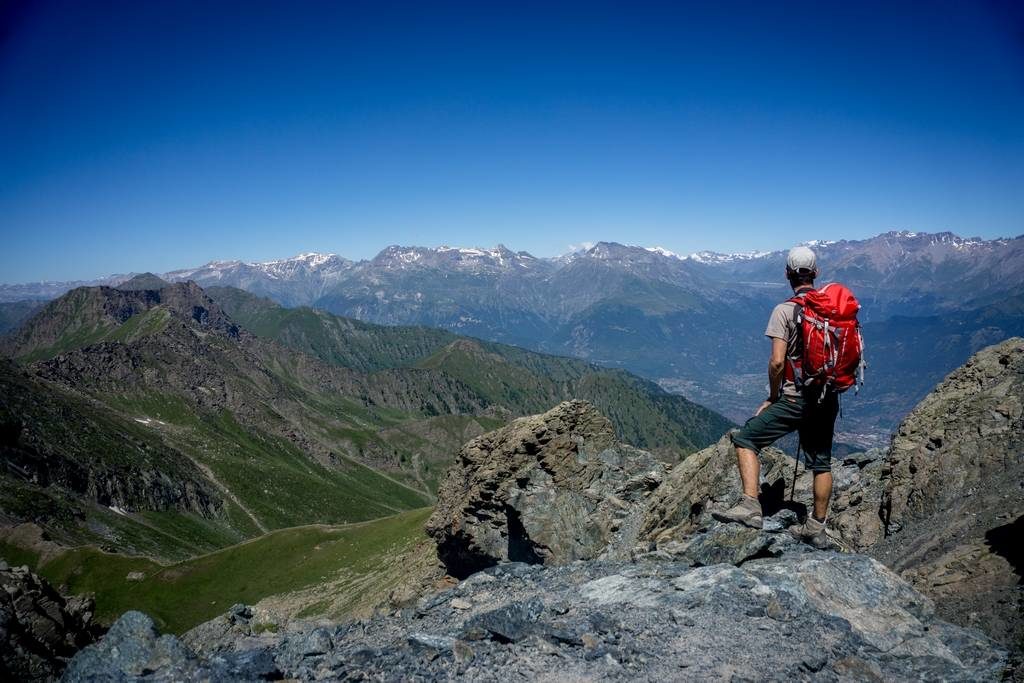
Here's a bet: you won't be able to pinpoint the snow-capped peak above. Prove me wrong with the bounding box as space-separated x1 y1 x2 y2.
373 244 536 271
259 252 340 268
685 250 773 264
643 246 684 260
436 245 517 259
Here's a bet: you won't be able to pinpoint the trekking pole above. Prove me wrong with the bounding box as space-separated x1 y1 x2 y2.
790 443 801 502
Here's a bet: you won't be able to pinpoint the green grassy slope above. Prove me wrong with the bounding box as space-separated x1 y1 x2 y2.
0 361 249 558
0 476 254 562
206 286 457 372
418 340 733 454
157 408 431 528
1 283 443 560
212 287 734 456
0 508 434 635
2 356 434 560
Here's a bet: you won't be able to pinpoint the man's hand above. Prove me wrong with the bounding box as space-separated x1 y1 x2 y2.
754 400 774 417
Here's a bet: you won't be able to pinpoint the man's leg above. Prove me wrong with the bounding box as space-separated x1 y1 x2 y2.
715 399 802 528
811 470 833 521
790 391 840 548
736 446 760 499
790 469 832 548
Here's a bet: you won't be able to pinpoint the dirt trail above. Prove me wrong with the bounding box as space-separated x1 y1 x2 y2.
188 458 268 534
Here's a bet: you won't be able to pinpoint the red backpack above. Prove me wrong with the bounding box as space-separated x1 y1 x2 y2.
787 283 865 397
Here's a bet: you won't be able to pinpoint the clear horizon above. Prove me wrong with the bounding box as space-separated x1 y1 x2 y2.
2 1 1023 282
3 228 1020 286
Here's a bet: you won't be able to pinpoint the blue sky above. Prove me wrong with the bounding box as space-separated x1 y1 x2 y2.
1 0 1022 282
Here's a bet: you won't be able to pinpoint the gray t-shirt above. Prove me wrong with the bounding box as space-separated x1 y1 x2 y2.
765 297 804 398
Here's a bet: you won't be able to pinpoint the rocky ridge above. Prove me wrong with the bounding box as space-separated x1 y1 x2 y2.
424 399 883 579
0 280 242 361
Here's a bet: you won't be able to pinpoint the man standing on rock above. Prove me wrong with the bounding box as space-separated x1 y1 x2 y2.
713 246 838 549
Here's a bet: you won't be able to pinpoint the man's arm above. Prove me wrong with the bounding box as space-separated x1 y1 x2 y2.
755 338 788 416
767 337 787 401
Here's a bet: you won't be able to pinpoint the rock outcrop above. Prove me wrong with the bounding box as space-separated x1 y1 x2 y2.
426 402 816 578
426 401 667 577
883 337 1023 532
0 561 103 681
871 337 1024 656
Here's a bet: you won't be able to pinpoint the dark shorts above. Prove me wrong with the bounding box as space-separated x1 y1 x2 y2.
730 390 839 472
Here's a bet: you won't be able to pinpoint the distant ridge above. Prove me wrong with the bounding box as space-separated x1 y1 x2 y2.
116 273 169 291
2 230 1019 302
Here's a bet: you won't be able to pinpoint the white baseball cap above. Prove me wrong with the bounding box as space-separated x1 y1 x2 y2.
786 246 817 272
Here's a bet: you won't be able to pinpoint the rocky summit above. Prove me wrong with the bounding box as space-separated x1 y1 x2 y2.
59 340 1023 680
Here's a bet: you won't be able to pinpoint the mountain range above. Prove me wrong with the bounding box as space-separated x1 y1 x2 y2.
0 276 728 563
3 230 1023 445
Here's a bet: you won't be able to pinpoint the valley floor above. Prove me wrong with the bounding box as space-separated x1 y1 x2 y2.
0 507 436 635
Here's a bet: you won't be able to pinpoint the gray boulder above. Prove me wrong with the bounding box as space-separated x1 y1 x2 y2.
426 400 666 577
62 610 280 682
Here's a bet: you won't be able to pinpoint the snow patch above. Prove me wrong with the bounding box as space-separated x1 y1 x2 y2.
686 250 772 263
643 246 684 260
565 242 596 255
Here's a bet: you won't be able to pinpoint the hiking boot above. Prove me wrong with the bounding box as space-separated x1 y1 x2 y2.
711 494 763 529
789 515 830 549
